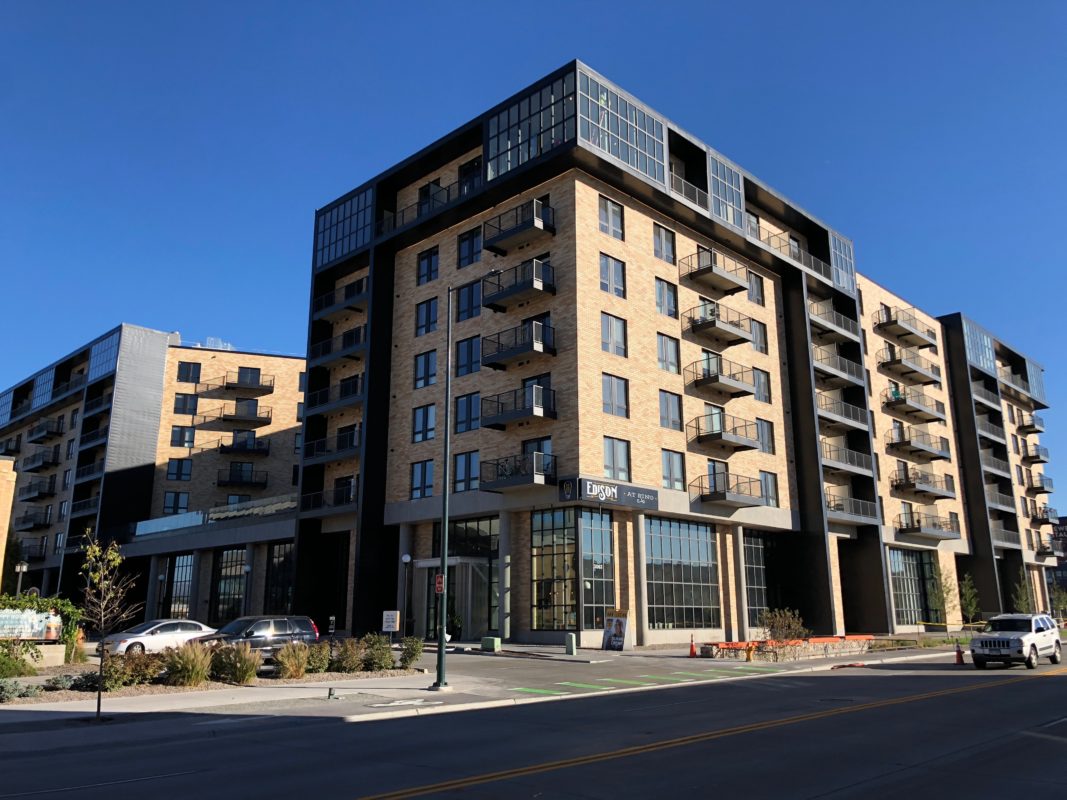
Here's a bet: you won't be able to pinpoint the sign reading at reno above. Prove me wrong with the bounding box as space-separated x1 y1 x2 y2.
558 477 658 509
0 608 63 641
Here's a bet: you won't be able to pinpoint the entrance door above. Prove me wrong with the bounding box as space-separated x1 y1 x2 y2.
415 558 492 642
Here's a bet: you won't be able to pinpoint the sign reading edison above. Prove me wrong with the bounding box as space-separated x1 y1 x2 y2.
558 478 658 510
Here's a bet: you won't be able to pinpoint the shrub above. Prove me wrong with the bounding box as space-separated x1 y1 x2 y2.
44 674 76 691
329 638 365 673
163 643 212 687
0 640 41 678
71 673 101 692
0 679 41 702
757 608 810 643
211 644 262 685
275 642 309 679
360 634 394 672
307 642 330 674
399 637 423 669
123 652 165 686
0 655 36 679
100 654 132 690
66 641 89 664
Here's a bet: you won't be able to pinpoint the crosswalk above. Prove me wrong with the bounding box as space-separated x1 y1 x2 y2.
510 664 792 697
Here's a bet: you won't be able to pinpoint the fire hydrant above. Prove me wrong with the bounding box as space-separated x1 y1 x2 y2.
746 643 756 662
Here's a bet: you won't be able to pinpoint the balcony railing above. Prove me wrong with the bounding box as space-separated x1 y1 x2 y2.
691 472 764 507
872 306 937 347
881 386 946 422
0 437 19 456
482 321 556 370
985 488 1016 511
998 367 1031 395
678 247 749 295
300 484 358 512
83 393 113 416
885 427 951 461
895 513 961 539
22 447 59 472
670 172 708 208
825 492 878 521
306 376 365 411
482 199 555 255
975 418 1007 442
79 426 109 449
376 173 483 237
70 496 100 517
14 510 52 531
75 460 105 482
308 326 368 363
745 215 833 283
684 358 756 397
482 386 557 430
219 439 271 456
971 384 1001 408
991 527 1021 548
1018 413 1044 434
820 440 874 474
687 413 760 451
481 258 556 312
27 417 64 443
1021 445 1049 464
17 478 56 501
981 453 1011 476
21 542 48 560
1027 474 1054 495
877 347 941 384
217 469 269 488
311 276 369 317
303 427 362 462
812 348 865 386
892 468 956 498
1031 506 1058 525
816 393 869 430
480 452 557 490
809 303 860 339
683 302 753 347
206 404 273 426
223 371 275 393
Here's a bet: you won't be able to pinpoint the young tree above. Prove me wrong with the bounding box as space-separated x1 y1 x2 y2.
80 531 143 721
1050 584 1067 619
926 561 957 630
1010 567 1034 614
958 572 980 624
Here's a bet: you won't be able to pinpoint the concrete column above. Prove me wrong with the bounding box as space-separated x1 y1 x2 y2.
634 513 648 646
498 512 511 641
398 524 413 637
247 544 267 615
734 526 750 642
145 555 163 620
190 550 212 623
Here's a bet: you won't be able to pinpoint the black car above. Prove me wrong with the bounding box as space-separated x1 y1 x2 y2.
196 615 319 659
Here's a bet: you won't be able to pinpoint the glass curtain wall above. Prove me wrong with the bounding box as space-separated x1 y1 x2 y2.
646 516 720 629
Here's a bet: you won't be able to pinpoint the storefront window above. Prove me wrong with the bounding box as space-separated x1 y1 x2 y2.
646 517 720 629
265 542 295 615
532 509 577 630
209 548 245 627
889 548 940 625
580 510 615 631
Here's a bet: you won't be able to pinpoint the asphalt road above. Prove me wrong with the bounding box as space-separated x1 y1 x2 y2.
1 660 1064 799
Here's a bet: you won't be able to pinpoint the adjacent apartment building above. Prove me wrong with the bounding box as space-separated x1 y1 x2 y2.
293 60 1049 642
0 324 305 624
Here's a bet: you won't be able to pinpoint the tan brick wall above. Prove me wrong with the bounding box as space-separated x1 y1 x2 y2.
0 457 14 591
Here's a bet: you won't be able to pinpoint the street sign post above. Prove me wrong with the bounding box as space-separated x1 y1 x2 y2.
435 573 444 594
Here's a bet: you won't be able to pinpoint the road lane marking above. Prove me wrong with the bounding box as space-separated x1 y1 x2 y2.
511 687 569 696
0 770 203 797
193 715 272 726
557 682 613 691
730 665 783 673
360 666 1067 799
595 678 657 686
639 674 693 682
672 671 717 678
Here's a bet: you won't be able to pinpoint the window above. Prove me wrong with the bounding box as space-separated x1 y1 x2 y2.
227 494 251 505
176 361 201 383
599 254 626 297
603 437 631 481
209 548 245 627
751 320 768 355
661 450 685 490
580 510 615 631
456 336 481 376
414 351 437 389
755 419 775 454
1006 404 1016 423
659 391 682 430
457 228 482 268
416 247 439 285
170 426 195 447
657 334 680 374
163 491 189 515
759 471 779 507
601 374 629 417
264 543 294 615
748 273 765 306
296 402 304 421
65 439 75 459
599 196 624 239
410 460 434 499
173 393 198 415
415 298 438 336
58 500 68 520
655 278 678 318
299 372 307 392
646 516 721 629
1016 465 1024 486
456 281 481 321
167 458 192 481
70 408 79 429
455 392 480 433
601 313 628 356
889 548 941 626
531 508 577 631
454 451 479 493
488 72 576 181
1011 434 1020 455
744 532 774 627
753 368 771 403
412 404 436 443
653 224 675 264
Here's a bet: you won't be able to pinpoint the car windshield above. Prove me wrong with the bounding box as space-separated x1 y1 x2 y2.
120 622 160 635
215 618 256 635
983 619 1031 633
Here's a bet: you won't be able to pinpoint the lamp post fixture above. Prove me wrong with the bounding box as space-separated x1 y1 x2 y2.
15 561 29 597
432 285 456 691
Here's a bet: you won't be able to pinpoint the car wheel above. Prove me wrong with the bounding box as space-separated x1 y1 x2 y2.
973 657 987 670
1051 642 1062 665
1026 645 1039 669
126 642 145 656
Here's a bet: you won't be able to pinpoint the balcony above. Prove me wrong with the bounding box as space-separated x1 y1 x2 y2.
300 485 358 514
480 452 556 491
1035 542 1056 559
481 258 556 312
684 358 755 397
825 493 879 525
26 417 64 444
217 469 269 488
376 172 483 237
22 448 59 472
221 372 276 395
481 321 556 370
0 437 20 456
1018 413 1045 434
981 453 1011 478
69 496 100 518
678 248 748 296
809 304 860 343
885 427 951 462
302 428 361 466
971 384 1001 411
873 307 938 349
684 303 753 348
83 393 113 417
51 373 86 403
306 376 365 415
79 426 109 450
1021 445 1049 465
975 418 1006 444
1031 506 1058 526
991 526 1021 549
311 276 369 322
745 216 838 287
984 488 1016 513
74 460 105 483
891 469 957 500
880 387 946 423
14 510 52 532
219 439 271 456
482 199 555 256
812 349 865 388
17 478 56 502
687 414 760 452
670 172 708 209
816 393 869 433
998 367 1032 396
877 347 941 385
220 403 272 427
691 472 764 508
895 513 961 541
308 325 368 367
21 542 48 560
820 440 874 477
1026 474 1054 496
482 386 557 430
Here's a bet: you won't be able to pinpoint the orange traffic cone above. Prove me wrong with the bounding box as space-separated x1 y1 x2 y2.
955 642 965 666
689 634 697 658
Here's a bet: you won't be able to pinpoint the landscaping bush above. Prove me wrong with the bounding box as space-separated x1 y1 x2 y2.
123 652 165 686
757 608 810 642
360 634 394 672
163 643 212 687
329 638 365 673
100 654 132 690
44 674 76 691
399 637 423 669
275 642 309 679
71 672 101 692
0 654 36 679
0 679 41 702
0 640 41 678
211 644 262 685
307 642 330 674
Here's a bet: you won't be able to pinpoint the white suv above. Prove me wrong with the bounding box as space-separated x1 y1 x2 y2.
970 614 1062 669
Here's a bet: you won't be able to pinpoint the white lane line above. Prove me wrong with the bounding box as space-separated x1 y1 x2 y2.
1040 716 1067 728
192 715 272 726
0 770 202 797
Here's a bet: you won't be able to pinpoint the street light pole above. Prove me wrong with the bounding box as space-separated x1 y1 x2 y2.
432 285 455 691
15 562 28 597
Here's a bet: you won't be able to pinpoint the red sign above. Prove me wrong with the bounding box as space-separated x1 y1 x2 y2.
435 573 444 595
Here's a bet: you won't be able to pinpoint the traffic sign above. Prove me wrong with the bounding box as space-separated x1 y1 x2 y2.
382 610 400 633
435 573 444 594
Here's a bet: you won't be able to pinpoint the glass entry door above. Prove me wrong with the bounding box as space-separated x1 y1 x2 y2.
417 557 492 642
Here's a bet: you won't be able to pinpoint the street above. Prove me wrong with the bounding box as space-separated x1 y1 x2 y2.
0 653 1064 798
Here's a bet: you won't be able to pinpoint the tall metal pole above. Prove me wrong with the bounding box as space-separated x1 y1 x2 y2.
433 286 454 690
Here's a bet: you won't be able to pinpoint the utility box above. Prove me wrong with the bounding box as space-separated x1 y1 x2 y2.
481 636 502 653
565 633 577 655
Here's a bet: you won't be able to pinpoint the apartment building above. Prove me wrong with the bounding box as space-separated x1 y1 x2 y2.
0 324 305 623
298 60 1054 642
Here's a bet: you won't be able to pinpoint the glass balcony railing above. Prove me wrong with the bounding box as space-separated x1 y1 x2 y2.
825 492 878 520
820 440 874 472
816 393 869 427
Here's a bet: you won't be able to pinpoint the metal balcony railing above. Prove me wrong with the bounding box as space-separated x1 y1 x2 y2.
1032 506 1058 524
895 513 961 536
217 404 273 423
809 303 860 337
670 172 708 208
683 357 756 393
0 437 19 456
1021 444 1049 463
872 306 938 344
687 413 760 445
480 452 557 488
816 393 868 426
1028 474 1054 493
22 447 59 471
217 469 268 487
307 375 365 410
79 426 109 448
1018 413 1044 433
981 453 1011 475
975 419 1006 441
885 427 950 457
683 302 753 340
17 478 56 501
51 373 86 402
21 542 48 560
971 384 1000 407
892 468 955 495
678 247 749 292
312 276 369 315
70 496 100 516
482 321 556 365
481 386 557 428
881 386 945 418
303 427 362 460
301 484 359 512
825 493 878 519
998 367 1031 394
877 347 942 381
27 417 64 442
482 199 555 254
820 440 874 472
690 472 763 502
813 349 865 381
985 488 1016 509
991 527 1021 548
75 460 105 481
219 438 271 455
83 394 113 415
376 173 484 236
481 258 555 311
309 326 368 361
745 215 833 282
224 371 275 391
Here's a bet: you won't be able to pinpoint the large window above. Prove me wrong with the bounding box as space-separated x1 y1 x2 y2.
709 155 744 228
646 516 720 629
457 228 482 268
889 548 941 626
601 374 629 418
454 451 479 493
598 196 624 239
580 510 615 631
603 436 630 481
456 281 481 321
751 320 768 355
661 450 685 490
209 548 246 627
579 70 664 184
653 224 676 264
414 351 437 389
416 247 439 285
759 471 779 507
601 313 628 357
163 554 194 619
531 509 577 631
748 272 765 306
655 278 678 318
755 418 774 454
166 458 192 481
176 362 201 384
173 393 198 415
415 298 438 337
412 404 436 443
487 72 576 181
455 392 480 433
744 532 769 627
264 542 294 615
657 334 680 374
659 390 682 430
600 254 626 297
456 337 480 377
313 187 373 269
411 460 433 499
163 491 189 515
753 368 771 403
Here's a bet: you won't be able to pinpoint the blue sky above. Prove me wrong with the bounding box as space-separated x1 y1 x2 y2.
2 1 1064 479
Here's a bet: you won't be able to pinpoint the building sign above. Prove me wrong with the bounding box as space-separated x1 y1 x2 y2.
558 477 659 510
382 610 400 633
602 609 629 651
0 608 62 641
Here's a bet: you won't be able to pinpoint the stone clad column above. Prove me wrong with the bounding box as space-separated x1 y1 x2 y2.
634 513 648 646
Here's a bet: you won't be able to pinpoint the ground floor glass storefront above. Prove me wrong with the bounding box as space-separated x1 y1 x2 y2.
423 517 499 641
645 516 720 629
889 547 941 626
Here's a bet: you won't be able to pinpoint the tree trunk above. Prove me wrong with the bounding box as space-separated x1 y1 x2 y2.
96 650 105 721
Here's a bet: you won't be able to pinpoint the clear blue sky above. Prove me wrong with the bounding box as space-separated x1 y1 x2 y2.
2 2 1064 480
